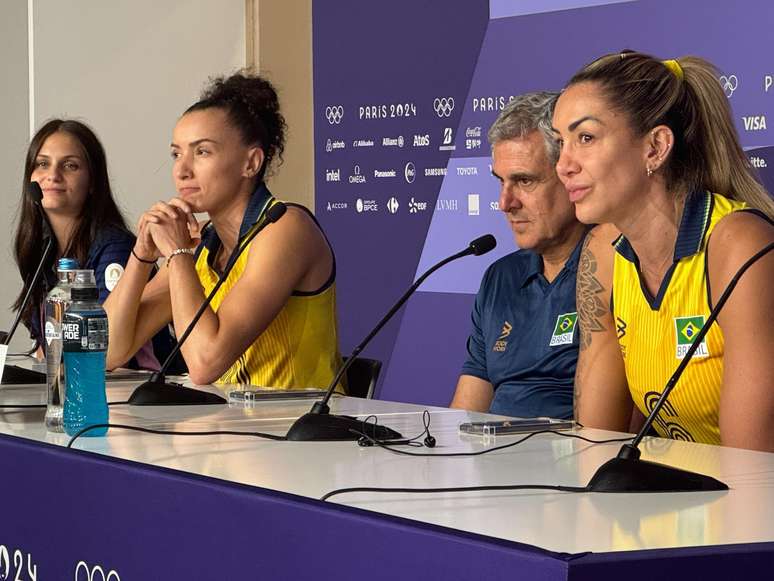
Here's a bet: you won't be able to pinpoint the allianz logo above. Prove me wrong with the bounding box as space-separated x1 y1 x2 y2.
382 136 404 147
743 115 767 131
325 169 340 182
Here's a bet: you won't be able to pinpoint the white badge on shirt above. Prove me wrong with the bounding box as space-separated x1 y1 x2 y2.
104 263 125 292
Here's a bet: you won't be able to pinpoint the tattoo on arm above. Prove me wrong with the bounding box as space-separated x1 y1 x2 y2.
577 235 608 352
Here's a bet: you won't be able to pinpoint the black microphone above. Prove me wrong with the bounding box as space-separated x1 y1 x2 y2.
2 183 54 384
128 202 288 405
587 241 773 493
286 233 498 441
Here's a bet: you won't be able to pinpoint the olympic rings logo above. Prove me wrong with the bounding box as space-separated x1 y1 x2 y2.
719 75 738 98
325 105 344 124
74 561 120 581
433 97 455 118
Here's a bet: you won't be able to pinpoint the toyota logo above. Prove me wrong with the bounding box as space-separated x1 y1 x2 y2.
325 105 344 124
719 75 738 98
75 561 121 581
433 97 455 118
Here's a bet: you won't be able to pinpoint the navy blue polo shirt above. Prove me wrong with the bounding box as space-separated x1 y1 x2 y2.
460 233 587 419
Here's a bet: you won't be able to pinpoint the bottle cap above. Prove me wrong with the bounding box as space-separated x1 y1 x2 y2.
70 269 98 301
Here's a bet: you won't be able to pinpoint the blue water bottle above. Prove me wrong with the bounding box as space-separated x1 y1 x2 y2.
63 270 109 437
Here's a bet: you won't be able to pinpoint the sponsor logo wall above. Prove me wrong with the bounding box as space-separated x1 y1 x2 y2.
314 0 774 406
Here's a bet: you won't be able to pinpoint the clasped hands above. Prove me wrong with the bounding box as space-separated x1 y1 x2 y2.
134 197 201 262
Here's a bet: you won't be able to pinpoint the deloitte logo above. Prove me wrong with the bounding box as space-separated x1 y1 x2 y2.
404 162 416 184
387 197 400 214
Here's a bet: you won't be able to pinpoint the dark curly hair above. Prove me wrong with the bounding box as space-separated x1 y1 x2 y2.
186 71 287 182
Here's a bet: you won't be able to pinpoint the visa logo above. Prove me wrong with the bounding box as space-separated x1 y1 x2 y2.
743 115 767 131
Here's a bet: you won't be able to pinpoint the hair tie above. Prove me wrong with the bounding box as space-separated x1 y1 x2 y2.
662 59 684 81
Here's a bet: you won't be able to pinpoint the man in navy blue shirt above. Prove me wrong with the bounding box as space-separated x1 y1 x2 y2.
450 92 588 419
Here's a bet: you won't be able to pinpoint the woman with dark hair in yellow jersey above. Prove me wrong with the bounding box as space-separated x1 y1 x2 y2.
552 51 774 451
104 72 343 390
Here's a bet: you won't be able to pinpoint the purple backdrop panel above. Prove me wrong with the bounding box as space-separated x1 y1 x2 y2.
379 0 774 406
313 0 489 384
490 0 635 19
378 290 475 405
569 543 774 581
1 433 573 580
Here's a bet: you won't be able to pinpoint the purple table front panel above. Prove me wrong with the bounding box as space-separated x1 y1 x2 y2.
2 433 569 580
4 433 773 579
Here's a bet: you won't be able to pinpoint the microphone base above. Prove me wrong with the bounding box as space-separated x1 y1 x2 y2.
587 456 728 493
286 412 402 441
1 364 46 385
128 378 226 406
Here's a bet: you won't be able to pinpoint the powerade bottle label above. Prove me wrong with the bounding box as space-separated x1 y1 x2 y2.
62 308 109 437
62 312 108 352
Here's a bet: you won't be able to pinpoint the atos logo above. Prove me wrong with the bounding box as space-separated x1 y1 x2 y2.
743 115 767 131
387 197 400 214
719 75 738 98
413 134 430 147
404 162 416 184
433 97 455 118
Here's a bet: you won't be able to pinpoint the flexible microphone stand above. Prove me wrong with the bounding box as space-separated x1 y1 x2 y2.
2 183 54 385
587 241 773 492
286 234 498 441
128 203 287 405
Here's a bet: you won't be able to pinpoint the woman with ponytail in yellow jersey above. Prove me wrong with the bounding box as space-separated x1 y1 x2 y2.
104 73 343 390
552 52 774 451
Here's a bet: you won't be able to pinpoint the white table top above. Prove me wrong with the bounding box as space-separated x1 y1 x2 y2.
1 378 773 555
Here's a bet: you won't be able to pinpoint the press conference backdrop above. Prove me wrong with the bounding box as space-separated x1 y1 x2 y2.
314 0 774 406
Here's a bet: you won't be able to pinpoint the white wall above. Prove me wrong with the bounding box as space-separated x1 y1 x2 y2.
33 0 246 225
0 0 245 348
0 1 31 349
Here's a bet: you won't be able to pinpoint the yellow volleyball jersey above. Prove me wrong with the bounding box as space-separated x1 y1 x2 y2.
612 192 747 445
194 188 344 390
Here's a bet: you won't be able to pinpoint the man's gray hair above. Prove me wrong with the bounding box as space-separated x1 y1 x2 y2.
487 91 559 163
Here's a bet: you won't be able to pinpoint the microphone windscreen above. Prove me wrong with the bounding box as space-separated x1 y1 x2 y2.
29 181 44 204
266 202 287 223
469 234 497 256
